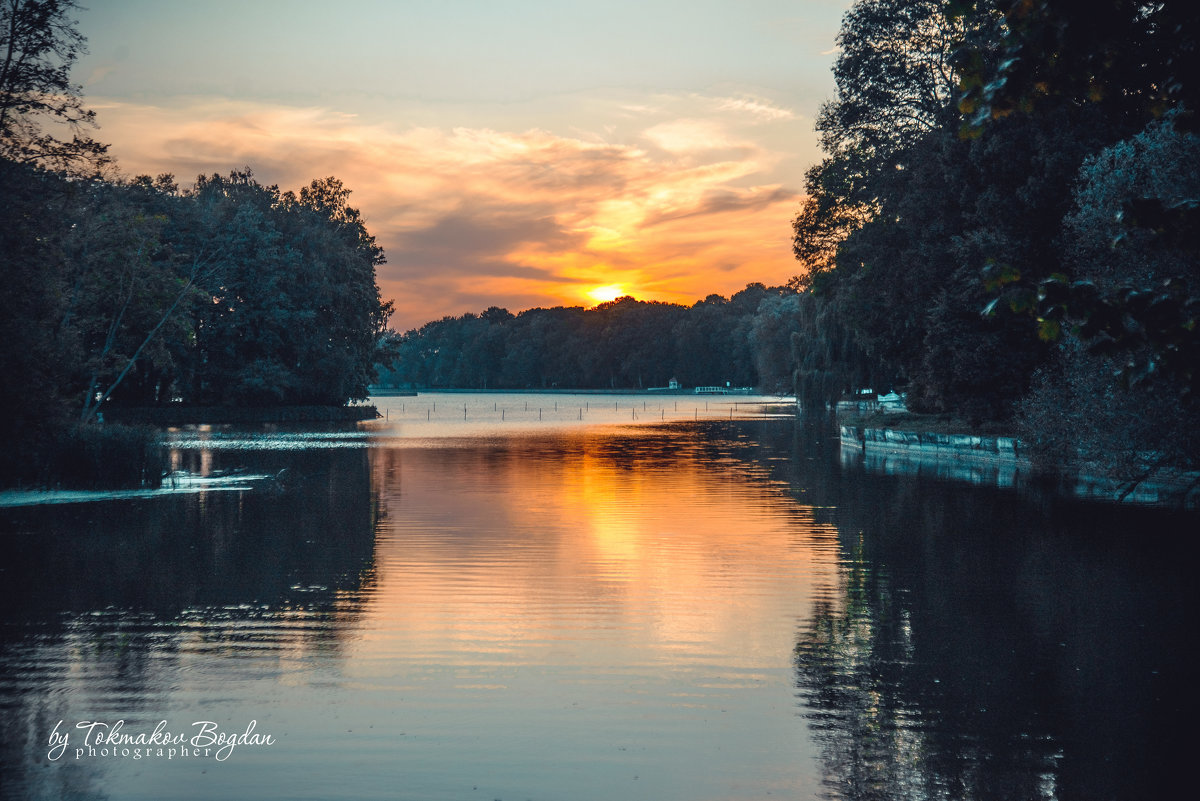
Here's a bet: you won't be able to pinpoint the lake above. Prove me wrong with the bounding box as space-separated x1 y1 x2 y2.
0 392 1193 800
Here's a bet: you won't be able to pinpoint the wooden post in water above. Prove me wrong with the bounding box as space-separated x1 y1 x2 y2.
539 408 542 420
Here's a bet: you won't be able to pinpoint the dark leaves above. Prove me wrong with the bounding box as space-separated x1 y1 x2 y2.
986 273 1199 393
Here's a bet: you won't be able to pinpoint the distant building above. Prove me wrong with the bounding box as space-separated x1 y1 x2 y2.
668 378 680 390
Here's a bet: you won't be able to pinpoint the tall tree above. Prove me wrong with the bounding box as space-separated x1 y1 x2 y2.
0 0 108 174
789 0 988 408
793 0 982 283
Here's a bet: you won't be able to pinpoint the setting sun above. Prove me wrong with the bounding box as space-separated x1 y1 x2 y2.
587 284 626 304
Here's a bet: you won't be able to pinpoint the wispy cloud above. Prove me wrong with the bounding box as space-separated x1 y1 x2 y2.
713 96 797 122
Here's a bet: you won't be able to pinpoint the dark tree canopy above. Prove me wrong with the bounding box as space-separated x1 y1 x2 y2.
818 0 967 186
787 0 1199 471
954 0 1200 133
793 0 993 284
139 170 394 407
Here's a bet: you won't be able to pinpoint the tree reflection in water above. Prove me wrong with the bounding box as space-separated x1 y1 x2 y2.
791 452 1194 801
0 440 378 801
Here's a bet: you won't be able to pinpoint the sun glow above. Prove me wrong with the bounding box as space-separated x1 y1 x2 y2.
587 284 625 304
90 97 806 329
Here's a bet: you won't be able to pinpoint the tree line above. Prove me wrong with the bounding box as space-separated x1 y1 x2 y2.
1 0 391 487
377 284 799 393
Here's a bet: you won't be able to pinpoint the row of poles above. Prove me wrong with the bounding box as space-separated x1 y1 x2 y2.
381 399 749 422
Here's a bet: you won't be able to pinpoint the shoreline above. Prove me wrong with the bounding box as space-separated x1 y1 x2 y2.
103 405 379 425
373 387 765 396
838 419 1199 509
839 424 1025 465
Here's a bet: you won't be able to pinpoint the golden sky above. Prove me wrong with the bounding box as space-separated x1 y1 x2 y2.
77 1 851 330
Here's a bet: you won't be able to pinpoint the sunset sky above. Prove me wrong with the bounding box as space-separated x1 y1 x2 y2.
75 0 851 331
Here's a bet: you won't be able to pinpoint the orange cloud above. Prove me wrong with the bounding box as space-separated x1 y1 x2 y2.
91 93 810 330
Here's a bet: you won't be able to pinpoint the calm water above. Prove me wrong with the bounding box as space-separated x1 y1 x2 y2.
0 393 1193 800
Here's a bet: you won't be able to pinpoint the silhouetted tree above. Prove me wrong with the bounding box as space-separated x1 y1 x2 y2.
0 0 109 174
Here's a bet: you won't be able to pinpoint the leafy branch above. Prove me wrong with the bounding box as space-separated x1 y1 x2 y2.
983 196 1200 393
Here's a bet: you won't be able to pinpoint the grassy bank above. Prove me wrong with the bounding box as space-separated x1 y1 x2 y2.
1 422 166 491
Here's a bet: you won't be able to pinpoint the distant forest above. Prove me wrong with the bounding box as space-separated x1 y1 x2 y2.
376 284 798 392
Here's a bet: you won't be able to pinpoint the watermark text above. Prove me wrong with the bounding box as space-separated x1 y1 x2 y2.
48 719 275 762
